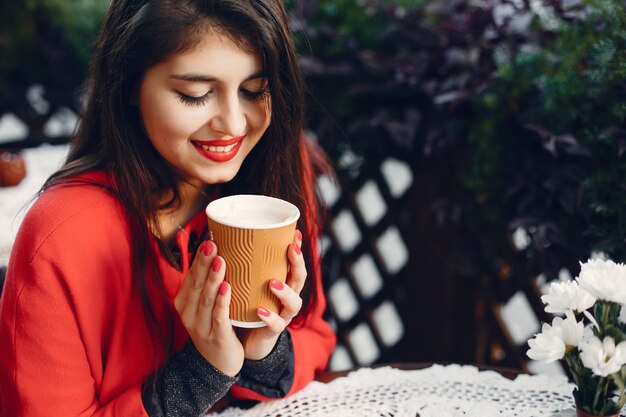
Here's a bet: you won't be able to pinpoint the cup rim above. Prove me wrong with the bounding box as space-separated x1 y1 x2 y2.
230 319 267 328
206 194 300 230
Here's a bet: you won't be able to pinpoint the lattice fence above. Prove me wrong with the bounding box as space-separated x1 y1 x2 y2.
315 144 567 376
318 149 413 370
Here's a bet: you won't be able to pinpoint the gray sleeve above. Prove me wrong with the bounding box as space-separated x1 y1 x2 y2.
236 330 295 398
142 341 238 417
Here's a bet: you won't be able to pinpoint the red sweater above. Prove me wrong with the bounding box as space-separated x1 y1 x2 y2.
0 172 336 417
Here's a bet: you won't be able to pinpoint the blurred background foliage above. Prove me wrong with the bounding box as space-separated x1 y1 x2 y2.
288 0 626 289
0 0 107 88
1 0 625 365
0 0 107 139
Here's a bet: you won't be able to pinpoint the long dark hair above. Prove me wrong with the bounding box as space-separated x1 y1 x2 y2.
44 0 323 357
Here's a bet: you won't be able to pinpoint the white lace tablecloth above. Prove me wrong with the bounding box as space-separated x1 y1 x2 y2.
207 364 581 417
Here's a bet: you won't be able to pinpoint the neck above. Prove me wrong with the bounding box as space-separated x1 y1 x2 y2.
157 182 213 246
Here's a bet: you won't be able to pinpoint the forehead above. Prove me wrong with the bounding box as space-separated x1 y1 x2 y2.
161 30 263 77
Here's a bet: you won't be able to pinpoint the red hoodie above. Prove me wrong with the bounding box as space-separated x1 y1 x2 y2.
0 171 336 417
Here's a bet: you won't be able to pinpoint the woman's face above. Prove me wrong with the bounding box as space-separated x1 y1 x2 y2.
138 30 271 187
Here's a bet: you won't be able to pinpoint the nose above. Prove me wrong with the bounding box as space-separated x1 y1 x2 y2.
208 92 247 136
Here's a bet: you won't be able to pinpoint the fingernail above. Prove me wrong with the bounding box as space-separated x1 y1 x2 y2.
270 279 284 290
200 240 213 256
294 242 301 255
198 241 207 256
211 257 222 272
204 240 214 255
219 281 228 295
295 229 302 242
257 307 270 317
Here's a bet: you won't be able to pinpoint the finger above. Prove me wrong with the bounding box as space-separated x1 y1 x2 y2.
176 240 215 303
176 240 216 323
269 278 303 323
256 306 286 334
212 281 235 338
286 233 306 294
195 256 226 333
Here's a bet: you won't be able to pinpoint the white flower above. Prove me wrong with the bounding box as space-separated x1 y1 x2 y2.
579 334 626 377
527 315 584 362
541 280 596 314
576 258 626 304
556 313 585 349
591 251 609 261
527 330 565 363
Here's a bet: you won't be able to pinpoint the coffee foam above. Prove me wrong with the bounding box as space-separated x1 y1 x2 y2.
214 210 291 228
206 195 299 230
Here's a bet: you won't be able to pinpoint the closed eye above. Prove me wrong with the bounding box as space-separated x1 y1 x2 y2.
241 87 270 101
176 90 212 106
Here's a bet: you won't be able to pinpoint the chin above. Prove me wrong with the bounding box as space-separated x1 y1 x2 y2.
203 171 239 185
192 160 246 185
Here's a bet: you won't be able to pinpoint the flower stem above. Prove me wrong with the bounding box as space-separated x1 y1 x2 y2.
601 302 610 337
592 376 605 413
565 354 582 388
593 302 611 338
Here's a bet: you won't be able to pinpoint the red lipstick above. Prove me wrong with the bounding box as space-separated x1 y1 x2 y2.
192 136 244 162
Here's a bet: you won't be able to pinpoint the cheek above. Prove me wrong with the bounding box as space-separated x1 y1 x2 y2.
142 100 200 141
252 100 272 132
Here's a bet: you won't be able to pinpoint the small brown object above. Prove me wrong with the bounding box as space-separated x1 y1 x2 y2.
0 151 27 187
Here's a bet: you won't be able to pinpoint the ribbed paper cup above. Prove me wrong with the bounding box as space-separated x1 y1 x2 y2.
206 195 300 328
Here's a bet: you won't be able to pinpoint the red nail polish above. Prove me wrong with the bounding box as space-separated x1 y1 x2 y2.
295 229 302 242
257 307 270 317
198 241 207 256
211 257 222 272
204 240 214 255
294 242 301 255
270 279 284 290
219 281 228 295
199 241 213 256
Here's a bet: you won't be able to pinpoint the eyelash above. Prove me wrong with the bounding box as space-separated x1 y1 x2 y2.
177 92 211 107
176 87 270 107
242 87 270 101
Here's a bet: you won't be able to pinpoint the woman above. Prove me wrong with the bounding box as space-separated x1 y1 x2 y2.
0 0 336 416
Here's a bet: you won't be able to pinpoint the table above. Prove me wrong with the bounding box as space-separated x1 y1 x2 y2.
206 363 580 417
315 361 526 383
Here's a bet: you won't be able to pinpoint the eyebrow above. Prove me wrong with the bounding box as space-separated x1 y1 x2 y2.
169 71 266 82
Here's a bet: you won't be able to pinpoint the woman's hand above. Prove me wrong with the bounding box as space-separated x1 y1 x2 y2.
239 230 306 360
173 240 244 377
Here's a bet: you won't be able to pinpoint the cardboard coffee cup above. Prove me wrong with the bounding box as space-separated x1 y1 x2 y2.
206 195 300 328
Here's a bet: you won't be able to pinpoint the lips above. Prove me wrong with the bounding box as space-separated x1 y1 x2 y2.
192 136 244 162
